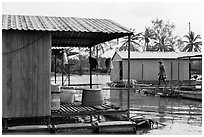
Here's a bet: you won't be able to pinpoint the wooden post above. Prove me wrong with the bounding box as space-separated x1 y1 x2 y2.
127 35 131 119
90 47 92 89
54 51 57 84
142 63 144 81
178 59 180 82
171 62 173 81
68 64 70 85
189 57 191 85
62 51 64 86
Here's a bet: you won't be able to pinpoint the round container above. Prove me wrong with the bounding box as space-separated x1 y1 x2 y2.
51 84 60 110
82 88 104 106
60 87 76 103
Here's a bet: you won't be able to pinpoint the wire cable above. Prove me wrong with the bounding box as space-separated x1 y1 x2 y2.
3 33 46 54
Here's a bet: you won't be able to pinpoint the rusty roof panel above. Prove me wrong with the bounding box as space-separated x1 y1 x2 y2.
2 14 131 34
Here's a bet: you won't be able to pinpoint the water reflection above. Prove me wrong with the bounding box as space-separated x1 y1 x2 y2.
51 75 202 134
108 89 202 134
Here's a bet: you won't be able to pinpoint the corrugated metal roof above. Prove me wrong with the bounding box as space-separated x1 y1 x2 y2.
2 14 133 48
115 52 202 60
2 14 131 33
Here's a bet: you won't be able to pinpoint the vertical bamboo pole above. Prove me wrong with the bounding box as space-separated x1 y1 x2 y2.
68 65 70 85
90 47 92 89
53 49 57 84
127 35 131 119
142 63 144 81
178 59 180 82
62 51 64 86
171 62 173 81
189 57 191 85
54 51 57 84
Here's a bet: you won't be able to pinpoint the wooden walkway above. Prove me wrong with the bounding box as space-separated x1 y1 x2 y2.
51 102 127 117
3 103 129 133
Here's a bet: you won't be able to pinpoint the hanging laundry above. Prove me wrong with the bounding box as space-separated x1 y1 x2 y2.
89 56 98 70
105 58 113 71
63 51 68 65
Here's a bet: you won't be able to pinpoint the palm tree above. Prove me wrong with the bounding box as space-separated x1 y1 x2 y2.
182 31 202 52
137 27 156 51
119 31 141 51
151 18 176 52
152 34 176 52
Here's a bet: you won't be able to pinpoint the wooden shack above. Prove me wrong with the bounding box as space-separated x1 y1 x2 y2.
2 14 133 120
111 52 201 82
2 30 51 118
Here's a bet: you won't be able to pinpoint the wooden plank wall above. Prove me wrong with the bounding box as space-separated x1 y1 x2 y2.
2 30 51 118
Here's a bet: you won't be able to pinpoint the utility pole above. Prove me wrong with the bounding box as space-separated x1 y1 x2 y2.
188 22 191 85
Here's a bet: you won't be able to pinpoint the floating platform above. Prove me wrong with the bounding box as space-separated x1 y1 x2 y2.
51 102 127 118
177 90 202 101
4 121 137 134
54 121 137 134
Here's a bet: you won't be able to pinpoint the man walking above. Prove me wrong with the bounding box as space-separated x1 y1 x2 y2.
158 60 167 86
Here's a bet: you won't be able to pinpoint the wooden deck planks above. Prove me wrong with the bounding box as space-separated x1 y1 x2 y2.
51 103 127 117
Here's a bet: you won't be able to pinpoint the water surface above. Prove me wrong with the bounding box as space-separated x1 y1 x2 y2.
51 74 202 135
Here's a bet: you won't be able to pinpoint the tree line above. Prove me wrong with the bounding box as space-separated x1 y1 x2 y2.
119 18 202 52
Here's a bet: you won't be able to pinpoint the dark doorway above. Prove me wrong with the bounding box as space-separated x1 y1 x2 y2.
119 61 123 80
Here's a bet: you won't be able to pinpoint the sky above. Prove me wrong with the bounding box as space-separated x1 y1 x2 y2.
1 0 203 37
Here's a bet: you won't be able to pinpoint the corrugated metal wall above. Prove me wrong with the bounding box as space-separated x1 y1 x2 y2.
112 59 189 81
2 30 51 118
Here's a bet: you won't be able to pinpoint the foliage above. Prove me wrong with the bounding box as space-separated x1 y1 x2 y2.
191 60 202 74
182 31 202 52
137 27 156 51
150 18 176 52
119 29 141 51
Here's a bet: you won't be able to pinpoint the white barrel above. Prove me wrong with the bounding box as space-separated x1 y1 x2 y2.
60 87 76 103
82 88 104 106
51 84 60 110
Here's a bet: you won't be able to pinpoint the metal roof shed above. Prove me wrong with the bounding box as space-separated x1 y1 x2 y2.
2 14 133 119
111 52 201 82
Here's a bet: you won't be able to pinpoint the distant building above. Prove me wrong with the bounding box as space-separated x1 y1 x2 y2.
110 52 201 82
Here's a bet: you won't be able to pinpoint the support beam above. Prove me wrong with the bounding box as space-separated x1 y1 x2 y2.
62 51 64 86
189 57 191 85
89 47 92 89
178 58 180 83
171 62 173 81
127 35 131 119
68 65 70 85
142 63 144 81
54 52 57 83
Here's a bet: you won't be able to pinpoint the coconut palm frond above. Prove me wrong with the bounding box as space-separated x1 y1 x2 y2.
182 31 202 52
194 34 201 41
